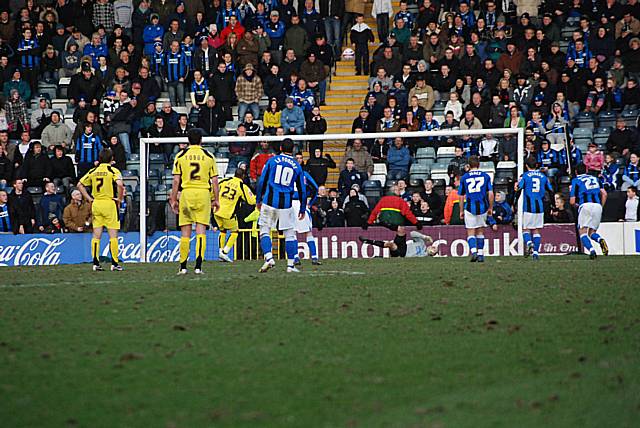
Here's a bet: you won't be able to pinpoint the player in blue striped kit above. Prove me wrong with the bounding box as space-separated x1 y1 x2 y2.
459 156 494 262
293 170 321 266
570 163 609 259
164 41 188 106
256 138 306 273
516 157 553 260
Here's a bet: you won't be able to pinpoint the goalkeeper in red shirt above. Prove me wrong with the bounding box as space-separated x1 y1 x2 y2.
359 195 434 257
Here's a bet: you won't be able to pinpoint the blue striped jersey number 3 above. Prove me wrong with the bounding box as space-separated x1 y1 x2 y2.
466 176 485 193
274 164 294 186
531 177 540 193
580 175 599 190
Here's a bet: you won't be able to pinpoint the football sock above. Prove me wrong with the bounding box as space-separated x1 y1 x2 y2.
477 235 485 256
364 239 385 248
467 236 477 254
179 236 190 269
285 239 298 267
109 238 119 265
260 233 273 261
590 232 602 243
91 238 100 265
307 236 318 260
218 231 226 252
533 234 542 255
580 234 594 253
224 232 238 254
195 234 206 270
523 231 532 248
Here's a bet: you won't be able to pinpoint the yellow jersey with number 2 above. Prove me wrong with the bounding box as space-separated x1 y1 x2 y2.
172 145 218 189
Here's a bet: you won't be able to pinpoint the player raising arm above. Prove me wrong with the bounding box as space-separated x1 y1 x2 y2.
255 138 306 273
459 155 494 262
216 167 256 263
169 128 220 274
570 163 609 259
77 148 125 271
516 156 553 260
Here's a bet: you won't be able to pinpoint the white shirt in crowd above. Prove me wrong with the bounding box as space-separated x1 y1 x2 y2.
625 196 639 222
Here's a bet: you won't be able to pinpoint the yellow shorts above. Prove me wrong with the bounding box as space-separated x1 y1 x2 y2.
179 188 212 226
214 214 238 231
92 199 120 230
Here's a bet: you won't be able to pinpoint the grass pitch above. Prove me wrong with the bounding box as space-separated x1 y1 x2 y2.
1 256 639 428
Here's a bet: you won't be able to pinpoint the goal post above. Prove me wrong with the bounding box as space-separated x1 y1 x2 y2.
138 128 525 263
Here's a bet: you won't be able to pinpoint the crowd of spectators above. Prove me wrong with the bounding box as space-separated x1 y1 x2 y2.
2 0 640 234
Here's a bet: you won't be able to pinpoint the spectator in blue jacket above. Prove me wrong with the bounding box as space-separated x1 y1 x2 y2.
265 11 286 63
143 14 165 56
281 97 305 134
387 137 412 180
622 152 640 191
83 33 108 69
338 158 365 196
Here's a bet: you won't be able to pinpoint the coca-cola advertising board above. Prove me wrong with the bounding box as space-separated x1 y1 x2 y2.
0 224 583 266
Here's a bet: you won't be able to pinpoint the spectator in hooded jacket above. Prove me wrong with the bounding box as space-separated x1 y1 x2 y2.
305 148 335 186
50 145 76 189
22 141 51 189
8 179 36 234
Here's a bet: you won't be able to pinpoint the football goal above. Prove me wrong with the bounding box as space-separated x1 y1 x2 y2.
137 128 525 262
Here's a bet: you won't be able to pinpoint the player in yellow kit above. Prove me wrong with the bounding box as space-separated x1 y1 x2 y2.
215 167 256 263
169 128 219 275
77 148 125 271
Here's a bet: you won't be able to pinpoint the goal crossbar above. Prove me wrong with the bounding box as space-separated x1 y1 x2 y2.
138 128 525 262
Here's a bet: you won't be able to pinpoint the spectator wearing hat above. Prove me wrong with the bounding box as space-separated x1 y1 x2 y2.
143 13 164 56
352 107 375 134
59 42 81 78
281 96 305 135
300 52 327 104
235 62 263 120
193 36 217 80
237 29 260 69
29 96 52 139
408 74 434 111
497 41 523 75
49 144 75 189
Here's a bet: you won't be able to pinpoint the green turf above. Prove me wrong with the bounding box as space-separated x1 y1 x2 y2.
1 257 639 428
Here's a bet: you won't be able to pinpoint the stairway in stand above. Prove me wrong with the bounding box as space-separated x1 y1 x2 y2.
318 5 387 189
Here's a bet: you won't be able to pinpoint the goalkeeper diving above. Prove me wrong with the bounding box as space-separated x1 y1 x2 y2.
359 194 437 258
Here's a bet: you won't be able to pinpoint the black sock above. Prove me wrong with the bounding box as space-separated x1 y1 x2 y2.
93 257 100 265
195 256 202 270
368 240 385 248
111 259 118 266
180 261 187 270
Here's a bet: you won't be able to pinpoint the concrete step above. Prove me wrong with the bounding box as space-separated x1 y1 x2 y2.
326 89 368 96
331 74 369 82
322 110 362 118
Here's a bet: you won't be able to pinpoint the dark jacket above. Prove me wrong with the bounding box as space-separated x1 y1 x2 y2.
50 155 76 180
22 152 52 183
8 190 36 233
344 192 369 227
305 153 336 186
68 72 103 104
0 154 14 183
209 70 236 103
338 167 364 196
197 104 226 136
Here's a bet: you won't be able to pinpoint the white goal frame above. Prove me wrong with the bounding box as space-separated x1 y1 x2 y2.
138 128 525 262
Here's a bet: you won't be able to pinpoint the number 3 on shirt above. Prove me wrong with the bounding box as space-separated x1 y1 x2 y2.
466 176 485 193
274 164 294 186
531 177 541 193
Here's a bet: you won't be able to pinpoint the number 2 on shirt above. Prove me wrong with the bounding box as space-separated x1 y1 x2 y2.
466 176 485 193
274 164 294 186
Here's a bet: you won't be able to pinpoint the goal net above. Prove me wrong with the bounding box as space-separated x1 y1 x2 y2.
135 128 525 263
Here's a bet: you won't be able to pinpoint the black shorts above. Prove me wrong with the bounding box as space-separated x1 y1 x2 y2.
389 234 407 258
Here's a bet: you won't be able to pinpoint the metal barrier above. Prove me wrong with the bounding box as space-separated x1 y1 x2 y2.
233 229 284 261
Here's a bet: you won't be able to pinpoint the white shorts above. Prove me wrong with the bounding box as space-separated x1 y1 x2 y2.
292 200 312 233
258 204 296 231
522 212 544 230
578 203 602 230
464 210 487 229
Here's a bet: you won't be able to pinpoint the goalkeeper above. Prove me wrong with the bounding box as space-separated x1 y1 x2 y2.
359 195 435 257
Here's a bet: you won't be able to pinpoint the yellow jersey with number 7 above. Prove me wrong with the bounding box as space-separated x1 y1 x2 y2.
172 145 218 189
79 163 122 200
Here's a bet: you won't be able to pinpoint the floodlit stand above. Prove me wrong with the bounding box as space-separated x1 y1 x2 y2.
138 128 525 262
